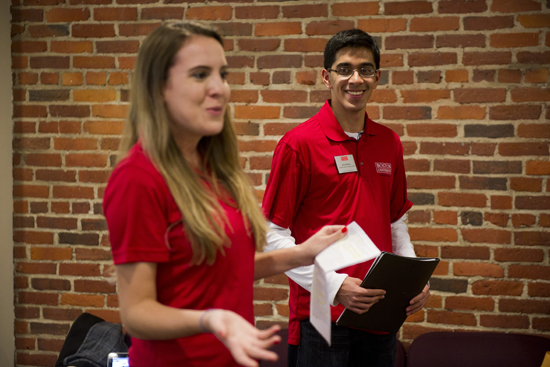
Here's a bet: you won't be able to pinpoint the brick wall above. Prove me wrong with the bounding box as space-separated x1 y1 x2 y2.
11 0 550 365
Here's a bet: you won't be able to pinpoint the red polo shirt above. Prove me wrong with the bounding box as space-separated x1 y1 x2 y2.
262 100 412 345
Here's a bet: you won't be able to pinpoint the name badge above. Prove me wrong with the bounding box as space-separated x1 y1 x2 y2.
334 154 357 174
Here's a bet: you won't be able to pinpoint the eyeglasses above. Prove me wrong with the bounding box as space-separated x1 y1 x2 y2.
326 66 378 79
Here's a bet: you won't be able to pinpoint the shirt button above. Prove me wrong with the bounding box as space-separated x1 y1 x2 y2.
360 162 364 165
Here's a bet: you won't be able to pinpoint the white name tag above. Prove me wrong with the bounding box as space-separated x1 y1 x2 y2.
334 154 357 174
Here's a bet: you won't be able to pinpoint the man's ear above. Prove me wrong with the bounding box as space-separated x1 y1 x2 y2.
321 69 332 89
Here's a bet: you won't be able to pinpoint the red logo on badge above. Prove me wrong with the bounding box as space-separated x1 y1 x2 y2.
375 162 392 175
341 156 348 161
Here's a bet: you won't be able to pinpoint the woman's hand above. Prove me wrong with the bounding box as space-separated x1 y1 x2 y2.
297 225 347 265
204 310 281 367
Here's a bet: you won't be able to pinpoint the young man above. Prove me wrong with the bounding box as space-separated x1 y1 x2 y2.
262 29 430 367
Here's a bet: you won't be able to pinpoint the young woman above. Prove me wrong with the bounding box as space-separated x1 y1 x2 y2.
103 21 346 367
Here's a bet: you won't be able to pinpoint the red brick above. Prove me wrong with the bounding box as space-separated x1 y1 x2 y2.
51 202 70 213
511 87 550 102
386 35 434 50
235 5 278 19
518 123 550 138
284 38 326 52
238 39 280 53
93 7 137 21
296 71 317 86
490 0 541 13
282 4 327 18
438 106 486 119
142 7 184 20
472 280 523 296
46 8 90 22
400 90 449 103
264 123 300 136
517 51 550 65
18 291 59 306
462 228 511 244
411 17 460 31
433 211 457 225
439 0 487 13
541 214 550 227
511 177 543 192
16 353 58 366
494 248 544 262
409 227 457 242
305 20 355 36
74 56 116 69
234 106 280 119
253 287 288 301
499 142 548 156
454 88 506 103
510 265 550 280
420 142 469 155
489 105 541 120
491 32 539 48
407 210 430 224
255 22 301 36
498 69 522 83
454 263 504 277
518 14 550 28
529 283 550 297
385 1 433 15
525 69 549 83
238 140 278 153
52 186 94 199
358 18 407 33
491 195 512 210
434 159 470 174
60 293 105 307
118 22 160 36
463 52 511 66
59 263 100 276
261 90 307 104
408 52 457 66
445 69 469 83
72 24 115 38
49 105 90 118
480 314 529 329
514 231 550 246
439 192 486 207
187 6 231 20
12 41 48 54
526 161 550 175
257 55 301 69
442 35 486 49
83 120 125 135
408 175 456 189
404 159 429 172
332 2 379 16
446 296 494 311
441 245 490 260
484 213 509 227
30 247 73 261
410 124 458 138
515 196 550 210
96 40 139 54
427 310 476 326
392 71 414 84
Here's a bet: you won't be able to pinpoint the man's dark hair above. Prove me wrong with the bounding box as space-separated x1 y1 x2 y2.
324 29 380 70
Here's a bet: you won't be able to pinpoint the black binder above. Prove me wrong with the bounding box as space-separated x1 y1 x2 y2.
336 252 440 333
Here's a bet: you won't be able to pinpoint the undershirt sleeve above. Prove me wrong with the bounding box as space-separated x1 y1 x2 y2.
391 214 416 257
266 221 348 306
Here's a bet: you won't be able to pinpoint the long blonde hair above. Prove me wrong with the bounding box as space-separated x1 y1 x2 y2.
118 21 266 265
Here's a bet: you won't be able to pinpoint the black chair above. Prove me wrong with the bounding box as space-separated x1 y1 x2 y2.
407 331 550 367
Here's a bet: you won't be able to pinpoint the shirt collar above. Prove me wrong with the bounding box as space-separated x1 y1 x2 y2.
318 100 380 142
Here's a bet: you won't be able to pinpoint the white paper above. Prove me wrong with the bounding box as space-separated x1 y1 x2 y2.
315 221 381 272
310 259 332 345
310 222 381 345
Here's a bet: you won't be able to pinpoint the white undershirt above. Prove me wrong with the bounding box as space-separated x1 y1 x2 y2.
265 214 415 306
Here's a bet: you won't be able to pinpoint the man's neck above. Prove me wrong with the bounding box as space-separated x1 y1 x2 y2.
331 102 366 133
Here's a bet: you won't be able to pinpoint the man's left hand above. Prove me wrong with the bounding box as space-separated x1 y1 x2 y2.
406 284 430 316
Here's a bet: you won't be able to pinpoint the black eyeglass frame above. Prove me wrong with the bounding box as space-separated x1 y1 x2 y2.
326 67 379 79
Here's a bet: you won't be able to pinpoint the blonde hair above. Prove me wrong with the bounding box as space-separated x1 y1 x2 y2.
118 21 266 265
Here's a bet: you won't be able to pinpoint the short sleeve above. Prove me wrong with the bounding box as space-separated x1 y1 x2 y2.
262 141 309 229
103 160 171 265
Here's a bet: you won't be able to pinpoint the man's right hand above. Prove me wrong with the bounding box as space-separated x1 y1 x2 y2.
335 277 385 314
